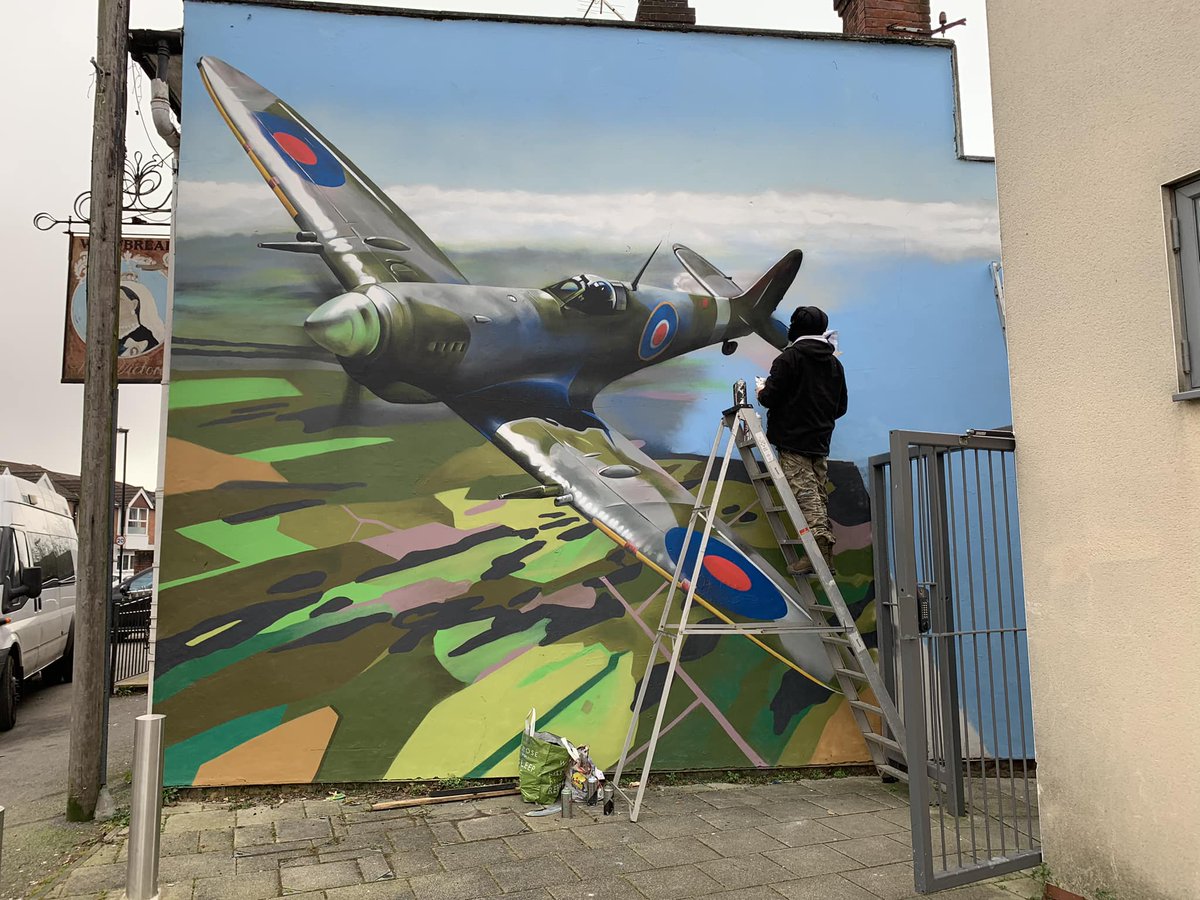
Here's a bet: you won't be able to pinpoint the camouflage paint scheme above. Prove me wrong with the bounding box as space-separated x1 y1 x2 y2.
158 4 1006 786
156 388 876 783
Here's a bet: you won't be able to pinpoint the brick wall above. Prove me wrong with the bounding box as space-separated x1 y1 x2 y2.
635 1 696 25
833 0 931 37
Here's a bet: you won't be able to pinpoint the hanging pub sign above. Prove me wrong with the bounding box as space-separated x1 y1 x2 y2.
62 234 170 384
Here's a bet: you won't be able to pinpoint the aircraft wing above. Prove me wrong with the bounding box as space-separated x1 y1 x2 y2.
454 400 837 687
197 56 468 289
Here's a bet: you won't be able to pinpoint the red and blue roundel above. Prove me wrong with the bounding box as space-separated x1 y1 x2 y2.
638 303 679 361
253 111 346 188
664 527 788 620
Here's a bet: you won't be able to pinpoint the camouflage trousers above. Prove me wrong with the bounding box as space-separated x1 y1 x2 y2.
778 450 834 547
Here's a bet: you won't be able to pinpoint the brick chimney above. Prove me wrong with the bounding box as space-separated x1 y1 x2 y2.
833 0 931 37
636 1 696 25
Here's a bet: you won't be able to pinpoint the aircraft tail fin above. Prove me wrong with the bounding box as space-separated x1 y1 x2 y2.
731 249 804 350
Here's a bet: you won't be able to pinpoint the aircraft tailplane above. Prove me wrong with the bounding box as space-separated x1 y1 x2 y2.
731 249 803 350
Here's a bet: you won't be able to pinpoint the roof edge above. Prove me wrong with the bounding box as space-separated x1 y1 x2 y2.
183 0 959 49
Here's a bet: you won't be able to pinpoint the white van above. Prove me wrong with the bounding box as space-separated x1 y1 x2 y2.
0 468 78 730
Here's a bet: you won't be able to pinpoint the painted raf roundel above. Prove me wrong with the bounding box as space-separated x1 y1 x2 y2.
664 527 788 620
638 303 679 361
253 111 346 188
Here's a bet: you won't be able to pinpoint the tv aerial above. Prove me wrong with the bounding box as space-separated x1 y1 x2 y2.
578 0 627 19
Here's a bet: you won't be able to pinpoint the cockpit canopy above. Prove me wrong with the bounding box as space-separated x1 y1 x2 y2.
545 274 627 315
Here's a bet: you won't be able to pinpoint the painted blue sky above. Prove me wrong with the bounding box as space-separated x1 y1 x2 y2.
176 0 1011 462
180 4 995 202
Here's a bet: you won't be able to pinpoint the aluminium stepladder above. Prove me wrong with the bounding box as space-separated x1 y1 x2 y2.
611 381 908 822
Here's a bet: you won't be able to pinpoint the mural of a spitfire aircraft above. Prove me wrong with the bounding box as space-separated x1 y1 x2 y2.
198 56 837 687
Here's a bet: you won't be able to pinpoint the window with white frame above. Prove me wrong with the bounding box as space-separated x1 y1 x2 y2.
1172 175 1200 396
127 505 149 535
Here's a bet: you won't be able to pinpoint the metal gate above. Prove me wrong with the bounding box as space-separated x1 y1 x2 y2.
110 597 151 688
870 430 1040 893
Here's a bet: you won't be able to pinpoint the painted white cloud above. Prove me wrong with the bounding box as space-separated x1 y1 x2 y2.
175 179 999 261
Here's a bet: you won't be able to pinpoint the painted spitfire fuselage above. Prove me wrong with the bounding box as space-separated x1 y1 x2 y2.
312 279 757 407
198 55 836 687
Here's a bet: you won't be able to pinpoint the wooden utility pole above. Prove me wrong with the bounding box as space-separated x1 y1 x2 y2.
67 0 130 822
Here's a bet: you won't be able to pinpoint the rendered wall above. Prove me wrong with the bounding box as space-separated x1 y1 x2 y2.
987 2 1200 897
157 0 1009 785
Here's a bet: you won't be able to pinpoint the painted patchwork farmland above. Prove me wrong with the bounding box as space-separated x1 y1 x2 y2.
157 362 876 785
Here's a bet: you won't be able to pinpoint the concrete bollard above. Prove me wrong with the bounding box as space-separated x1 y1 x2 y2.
126 714 165 900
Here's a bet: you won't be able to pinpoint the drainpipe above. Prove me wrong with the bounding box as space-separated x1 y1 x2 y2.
151 42 179 153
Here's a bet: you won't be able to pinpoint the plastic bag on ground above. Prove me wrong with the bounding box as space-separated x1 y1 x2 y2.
518 708 571 805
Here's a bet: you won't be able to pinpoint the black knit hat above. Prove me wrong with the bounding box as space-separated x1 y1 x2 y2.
788 306 828 341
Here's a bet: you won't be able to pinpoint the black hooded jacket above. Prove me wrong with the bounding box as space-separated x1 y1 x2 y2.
758 338 848 457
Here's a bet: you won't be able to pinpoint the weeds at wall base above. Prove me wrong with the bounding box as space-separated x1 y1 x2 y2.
158 764 882 808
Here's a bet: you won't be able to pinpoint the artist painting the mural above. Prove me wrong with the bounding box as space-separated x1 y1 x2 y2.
756 306 847 575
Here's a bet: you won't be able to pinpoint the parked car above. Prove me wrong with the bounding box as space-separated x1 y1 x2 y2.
112 568 153 642
0 469 79 731
112 568 153 612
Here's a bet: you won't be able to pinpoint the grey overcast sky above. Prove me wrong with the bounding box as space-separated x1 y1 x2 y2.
0 0 992 489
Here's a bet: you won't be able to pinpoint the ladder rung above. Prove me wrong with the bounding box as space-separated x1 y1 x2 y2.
834 666 870 683
878 763 909 783
849 699 883 716
823 635 852 647
750 471 773 481
778 538 809 546
764 505 787 513
671 623 846 635
863 732 904 755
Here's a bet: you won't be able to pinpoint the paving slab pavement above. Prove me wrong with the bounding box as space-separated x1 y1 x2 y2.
40 777 1042 900
0 678 144 899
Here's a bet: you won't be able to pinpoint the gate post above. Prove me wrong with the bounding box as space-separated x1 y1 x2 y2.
869 453 900 755
888 431 936 891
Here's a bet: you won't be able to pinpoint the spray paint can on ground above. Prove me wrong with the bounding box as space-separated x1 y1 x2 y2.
560 786 573 819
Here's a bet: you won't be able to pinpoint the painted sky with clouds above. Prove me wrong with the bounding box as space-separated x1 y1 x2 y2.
178 6 998 259
176 1 1011 462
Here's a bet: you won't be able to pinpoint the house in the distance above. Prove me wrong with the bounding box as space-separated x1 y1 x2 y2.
0 460 153 578
115 485 155 576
